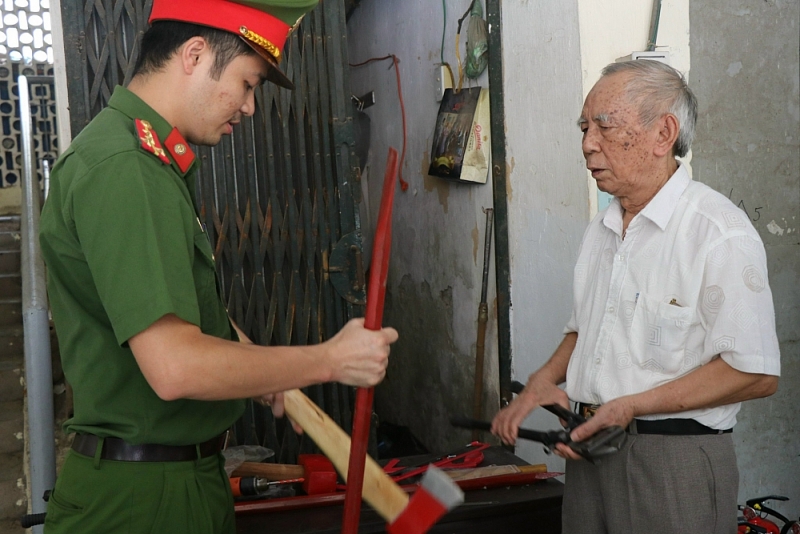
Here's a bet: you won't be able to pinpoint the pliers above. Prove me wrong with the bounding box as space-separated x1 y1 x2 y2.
450 382 626 462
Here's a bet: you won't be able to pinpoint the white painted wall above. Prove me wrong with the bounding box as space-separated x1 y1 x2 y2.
50 0 71 149
500 1 587 470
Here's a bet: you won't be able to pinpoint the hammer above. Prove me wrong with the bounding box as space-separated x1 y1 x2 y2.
232 454 338 495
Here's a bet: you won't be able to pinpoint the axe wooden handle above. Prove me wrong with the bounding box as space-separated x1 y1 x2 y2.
283 388 409 523
231 462 304 480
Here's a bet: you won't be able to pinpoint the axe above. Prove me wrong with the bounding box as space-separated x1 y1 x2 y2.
282 389 464 533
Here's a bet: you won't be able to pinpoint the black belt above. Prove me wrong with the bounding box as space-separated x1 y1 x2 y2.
72 433 225 462
577 403 732 436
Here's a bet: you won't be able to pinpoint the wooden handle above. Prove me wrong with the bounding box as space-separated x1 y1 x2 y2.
519 464 548 474
231 462 304 480
283 389 409 522
444 463 547 482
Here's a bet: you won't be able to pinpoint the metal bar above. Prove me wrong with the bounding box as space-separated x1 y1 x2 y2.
472 208 494 440
486 0 513 413
19 74 56 534
647 0 663 51
42 159 51 202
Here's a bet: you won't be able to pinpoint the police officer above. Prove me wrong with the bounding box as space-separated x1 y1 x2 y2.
39 1 397 532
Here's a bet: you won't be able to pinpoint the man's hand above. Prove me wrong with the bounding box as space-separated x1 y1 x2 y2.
552 396 635 460
491 375 569 446
324 318 398 388
492 333 576 446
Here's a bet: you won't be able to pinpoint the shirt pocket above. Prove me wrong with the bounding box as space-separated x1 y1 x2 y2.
628 292 697 375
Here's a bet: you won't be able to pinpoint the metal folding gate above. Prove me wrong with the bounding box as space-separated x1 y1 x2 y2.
60 0 365 463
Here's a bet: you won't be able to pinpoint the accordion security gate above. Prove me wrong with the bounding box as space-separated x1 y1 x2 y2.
60 0 366 463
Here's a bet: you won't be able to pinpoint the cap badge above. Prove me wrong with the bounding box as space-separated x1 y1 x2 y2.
239 25 282 61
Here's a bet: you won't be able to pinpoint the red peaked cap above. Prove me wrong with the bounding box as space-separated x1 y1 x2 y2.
149 0 302 89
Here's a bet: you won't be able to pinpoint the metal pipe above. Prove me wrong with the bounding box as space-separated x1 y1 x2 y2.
42 159 51 203
647 0 663 51
472 208 493 440
19 74 56 533
486 0 513 418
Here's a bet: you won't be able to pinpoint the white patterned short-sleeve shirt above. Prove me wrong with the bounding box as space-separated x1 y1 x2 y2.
564 165 780 430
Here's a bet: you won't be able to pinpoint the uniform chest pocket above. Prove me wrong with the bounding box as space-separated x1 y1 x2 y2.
628 293 697 375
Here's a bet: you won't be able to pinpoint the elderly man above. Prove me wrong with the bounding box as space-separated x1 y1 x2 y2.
492 60 780 534
39 1 397 533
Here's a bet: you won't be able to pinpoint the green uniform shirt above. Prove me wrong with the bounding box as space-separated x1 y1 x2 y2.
39 86 244 446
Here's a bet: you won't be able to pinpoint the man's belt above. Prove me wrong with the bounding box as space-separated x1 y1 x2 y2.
72 433 225 462
578 403 733 436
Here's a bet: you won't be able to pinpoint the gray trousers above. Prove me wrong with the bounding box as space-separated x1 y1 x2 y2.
562 429 738 534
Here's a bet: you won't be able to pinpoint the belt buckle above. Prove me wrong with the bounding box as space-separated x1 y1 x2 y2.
581 403 600 420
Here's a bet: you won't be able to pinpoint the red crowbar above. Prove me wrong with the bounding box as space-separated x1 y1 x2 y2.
382 442 489 484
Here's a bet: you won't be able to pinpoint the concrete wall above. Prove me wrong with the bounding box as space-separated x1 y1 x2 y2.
500 1 588 470
690 0 800 514
347 0 499 453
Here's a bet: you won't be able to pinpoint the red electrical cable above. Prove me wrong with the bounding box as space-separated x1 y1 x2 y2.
349 55 409 192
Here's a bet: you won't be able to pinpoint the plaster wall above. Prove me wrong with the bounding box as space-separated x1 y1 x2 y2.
690 0 800 514
499 1 588 470
347 0 500 453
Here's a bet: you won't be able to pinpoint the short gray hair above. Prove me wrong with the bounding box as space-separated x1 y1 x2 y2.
601 60 698 158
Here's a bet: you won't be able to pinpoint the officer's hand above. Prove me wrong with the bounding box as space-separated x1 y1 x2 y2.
326 318 398 388
490 375 568 446
256 392 304 434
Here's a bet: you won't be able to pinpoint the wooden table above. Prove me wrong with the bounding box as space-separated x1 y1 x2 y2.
236 446 563 533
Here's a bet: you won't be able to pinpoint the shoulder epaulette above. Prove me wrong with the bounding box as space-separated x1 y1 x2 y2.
134 118 170 165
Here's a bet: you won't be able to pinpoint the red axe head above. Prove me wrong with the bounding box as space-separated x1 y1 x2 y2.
386 465 464 534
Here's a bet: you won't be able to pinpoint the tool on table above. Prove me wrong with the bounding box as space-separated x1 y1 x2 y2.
343 147 400 533
380 442 488 484
232 454 337 495
234 463 558 515
230 476 304 497
471 208 494 441
232 462 304 480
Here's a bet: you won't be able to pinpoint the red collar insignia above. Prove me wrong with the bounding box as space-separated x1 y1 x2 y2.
164 128 196 174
